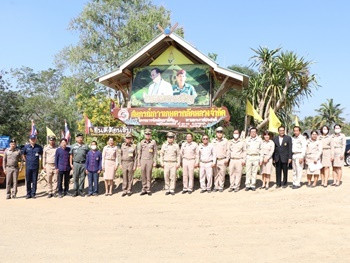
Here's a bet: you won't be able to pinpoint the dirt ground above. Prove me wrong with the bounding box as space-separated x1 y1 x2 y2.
1 167 350 263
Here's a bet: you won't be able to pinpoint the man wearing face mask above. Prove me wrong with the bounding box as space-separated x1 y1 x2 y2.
147 68 173 96
319 125 334 187
212 127 229 192
85 141 102 196
245 127 262 191
227 129 246 192
291 126 307 189
332 124 346 186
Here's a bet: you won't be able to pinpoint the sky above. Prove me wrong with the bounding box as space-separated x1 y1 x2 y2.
1 0 349 121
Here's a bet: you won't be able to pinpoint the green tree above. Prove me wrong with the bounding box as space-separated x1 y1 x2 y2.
315 98 345 127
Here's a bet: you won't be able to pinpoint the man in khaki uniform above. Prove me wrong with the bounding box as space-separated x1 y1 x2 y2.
198 135 216 193
291 126 306 189
118 133 137 196
43 136 58 198
160 132 180 195
212 127 229 192
3 139 22 199
227 129 246 192
180 133 199 194
138 128 157 196
245 127 262 191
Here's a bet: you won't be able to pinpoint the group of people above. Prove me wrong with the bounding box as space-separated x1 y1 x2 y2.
2 124 347 200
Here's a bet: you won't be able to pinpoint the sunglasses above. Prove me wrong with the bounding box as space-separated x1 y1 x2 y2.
202 138 209 140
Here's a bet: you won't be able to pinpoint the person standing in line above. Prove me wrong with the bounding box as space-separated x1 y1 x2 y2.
212 127 229 192
305 130 323 187
43 136 58 198
55 138 71 198
85 141 102 196
319 125 334 187
332 124 346 186
245 127 262 191
198 135 215 193
102 137 118 196
291 126 307 189
259 131 275 190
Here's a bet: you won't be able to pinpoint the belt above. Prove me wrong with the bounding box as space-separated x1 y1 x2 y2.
74 161 85 164
200 160 213 163
334 147 342 149
121 159 134 162
217 157 226 160
293 152 301 154
164 160 177 163
183 158 195 160
323 148 331 150
247 154 259 156
105 158 116 161
230 157 242 160
6 165 18 168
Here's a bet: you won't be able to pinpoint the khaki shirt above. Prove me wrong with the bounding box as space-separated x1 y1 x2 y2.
3 148 22 168
119 143 137 163
198 143 215 163
180 141 199 165
260 140 275 162
332 133 346 155
70 143 89 163
43 144 57 165
245 136 262 156
102 145 118 168
292 135 307 158
227 139 246 160
160 142 180 166
138 139 157 165
305 139 322 162
212 137 228 161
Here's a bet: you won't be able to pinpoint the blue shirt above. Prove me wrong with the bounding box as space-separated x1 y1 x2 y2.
86 150 102 172
22 143 43 169
55 147 71 172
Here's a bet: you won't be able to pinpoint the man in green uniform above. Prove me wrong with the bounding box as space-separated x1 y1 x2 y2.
70 133 89 197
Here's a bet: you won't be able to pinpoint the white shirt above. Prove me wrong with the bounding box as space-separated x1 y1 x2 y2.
148 79 173 96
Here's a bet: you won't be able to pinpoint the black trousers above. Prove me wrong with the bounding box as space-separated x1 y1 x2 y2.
58 171 70 194
26 168 38 197
275 160 288 186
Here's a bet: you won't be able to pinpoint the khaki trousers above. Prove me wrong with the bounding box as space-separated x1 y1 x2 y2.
199 162 213 190
122 161 134 193
164 162 177 193
6 167 19 196
182 159 195 191
245 156 260 188
45 163 57 194
141 159 153 192
213 159 227 190
229 159 243 189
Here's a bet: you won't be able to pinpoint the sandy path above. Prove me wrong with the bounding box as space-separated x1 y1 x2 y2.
1 168 350 262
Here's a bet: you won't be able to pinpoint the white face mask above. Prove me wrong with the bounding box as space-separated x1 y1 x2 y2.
322 129 328 134
334 128 341 134
233 134 239 139
91 145 97 150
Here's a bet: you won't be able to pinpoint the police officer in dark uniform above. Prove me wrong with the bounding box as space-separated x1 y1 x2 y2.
22 135 43 199
69 133 89 197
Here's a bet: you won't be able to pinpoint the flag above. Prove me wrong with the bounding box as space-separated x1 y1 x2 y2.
46 127 56 137
60 130 65 139
294 116 300 127
110 99 116 113
246 100 263 122
30 120 38 136
269 107 282 133
64 121 71 143
85 115 93 134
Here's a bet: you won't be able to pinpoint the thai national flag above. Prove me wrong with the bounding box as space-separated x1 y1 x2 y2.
110 99 116 113
30 120 38 136
85 116 93 134
64 121 71 143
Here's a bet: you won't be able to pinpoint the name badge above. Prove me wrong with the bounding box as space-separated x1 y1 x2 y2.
149 148 154 153
35 153 39 156
96 157 99 160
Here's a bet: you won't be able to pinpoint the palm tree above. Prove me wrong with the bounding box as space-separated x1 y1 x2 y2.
316 98 345 127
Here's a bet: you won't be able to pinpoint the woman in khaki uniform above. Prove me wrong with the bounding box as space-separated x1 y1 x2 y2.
305 130 323 187
102 138 119 195
318 125 334 187
332 124 346 186
259 131 275 190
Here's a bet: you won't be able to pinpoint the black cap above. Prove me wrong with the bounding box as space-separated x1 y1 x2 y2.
76 133 84 137
49 136 56 141
10 139 16 143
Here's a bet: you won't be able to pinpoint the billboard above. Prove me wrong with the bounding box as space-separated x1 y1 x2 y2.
130 64 210 107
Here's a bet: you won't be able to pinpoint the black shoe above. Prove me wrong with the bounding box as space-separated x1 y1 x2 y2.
228 188 234 192
122 192 127 197
251 188 256 191
6 195 11 200
182 190 187 194
47 194 53 198
31 196 36 199
292 185 298 189
147 192 152 196
276 185 281 189
73 192 78 197
170 192 175 195
200 190 206 193
79 192 85 197
87 193 92 197
65 192 72 196
59 194 63 198
93 193 98 196
245 187 249 191
207 190 211 193
127 192 132 196
188 191 192 194
165 192 170 195
213 189 218 192
140 191 147 196
265 187 269 190
282 185 288 188
12 194 16 199
234 188 239 192
26 195 31 199
219 189 223 192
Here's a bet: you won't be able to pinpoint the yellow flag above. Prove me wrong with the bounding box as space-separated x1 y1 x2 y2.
246 100 263 122
295 116 299 126
269 107 281 133
46 127 56 137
